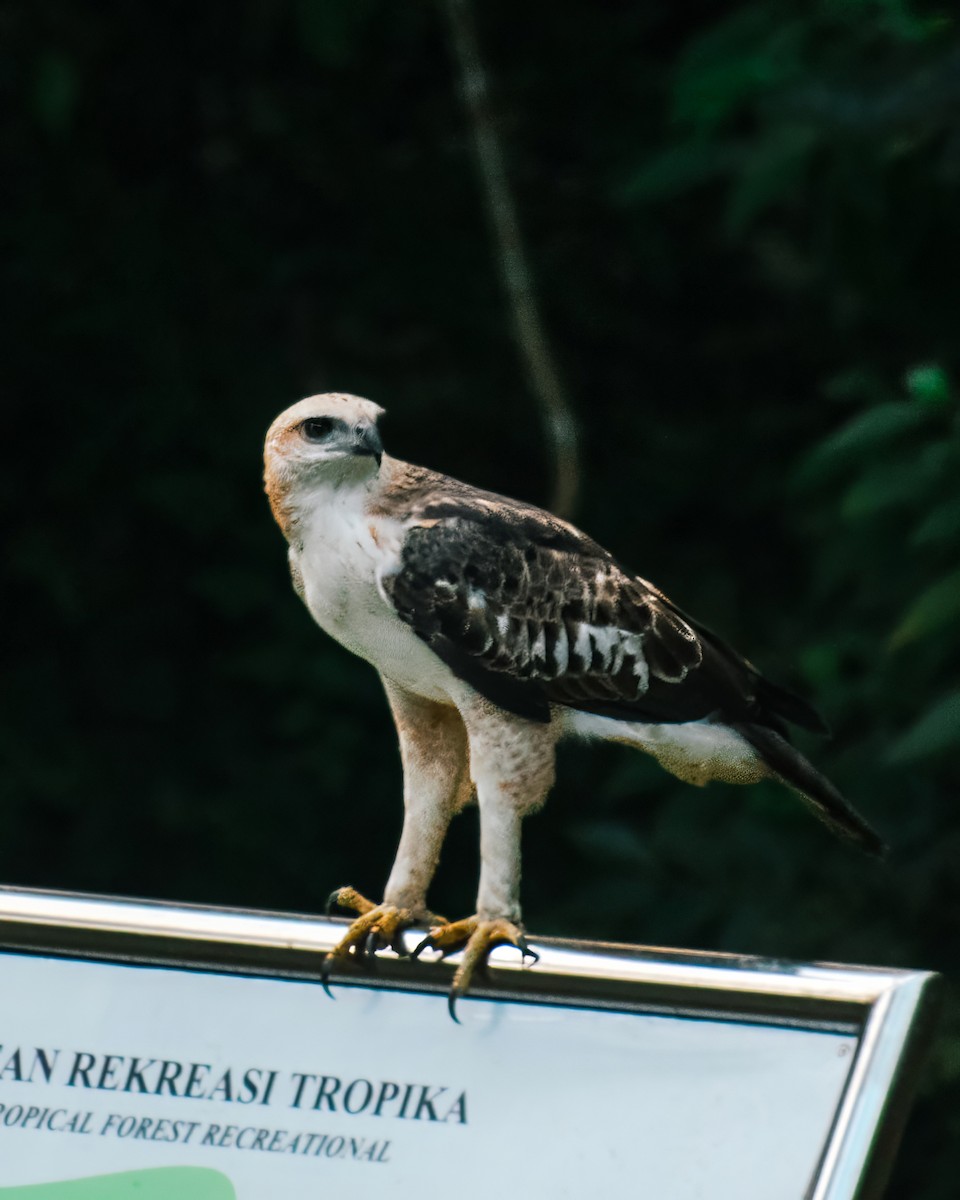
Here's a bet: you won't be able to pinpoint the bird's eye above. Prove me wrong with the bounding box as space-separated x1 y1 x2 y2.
302 417 335 442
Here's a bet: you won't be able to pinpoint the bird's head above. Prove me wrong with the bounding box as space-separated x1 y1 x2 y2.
264 393 386 533
265 392 385 481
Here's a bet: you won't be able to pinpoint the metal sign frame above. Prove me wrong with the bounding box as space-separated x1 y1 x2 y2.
0 885 939 1199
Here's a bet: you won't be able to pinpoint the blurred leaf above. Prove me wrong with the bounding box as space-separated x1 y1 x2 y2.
724 125 819 235
673 9 805 131
794 402 930 486
621 141 739 203
840 459 932 519
864 0 955 42
798 642 842 691
887 690 960 762
905 363 953 410
891 569 960 647
912 497 960 546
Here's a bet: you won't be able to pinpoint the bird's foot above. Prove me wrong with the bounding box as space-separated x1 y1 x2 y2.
412 915 539 1022
322 886 428 995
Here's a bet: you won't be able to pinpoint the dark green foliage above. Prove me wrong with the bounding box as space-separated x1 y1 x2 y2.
2 0 958 1189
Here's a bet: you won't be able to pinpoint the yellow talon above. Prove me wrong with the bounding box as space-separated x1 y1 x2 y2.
412 915 539 1022
321 888 417 996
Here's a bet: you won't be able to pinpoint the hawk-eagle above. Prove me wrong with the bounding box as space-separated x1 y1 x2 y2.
264 393 883 1017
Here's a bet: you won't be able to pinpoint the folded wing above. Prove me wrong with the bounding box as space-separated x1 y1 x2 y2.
383 495 821 736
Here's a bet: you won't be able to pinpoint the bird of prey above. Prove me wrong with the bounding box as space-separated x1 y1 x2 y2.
264 393 883 1016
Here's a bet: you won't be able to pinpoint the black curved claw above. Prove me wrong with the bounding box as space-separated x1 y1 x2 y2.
411 934 436 961
447 989 462 1024
319 953 337 1000
516 936 540 966
364 930 382 961
325 888 344 917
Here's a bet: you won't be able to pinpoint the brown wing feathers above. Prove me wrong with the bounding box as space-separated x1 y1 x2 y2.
385 501 792 733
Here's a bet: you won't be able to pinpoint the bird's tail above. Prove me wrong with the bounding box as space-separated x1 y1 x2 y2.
732 722 887 858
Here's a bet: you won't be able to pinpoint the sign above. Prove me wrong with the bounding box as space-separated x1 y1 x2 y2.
0 888 939 1199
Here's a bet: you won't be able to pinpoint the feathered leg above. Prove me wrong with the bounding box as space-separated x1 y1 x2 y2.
414 700 556 1019
324 679 472 981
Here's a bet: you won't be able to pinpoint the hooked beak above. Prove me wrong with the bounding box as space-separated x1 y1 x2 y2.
352 423 383 466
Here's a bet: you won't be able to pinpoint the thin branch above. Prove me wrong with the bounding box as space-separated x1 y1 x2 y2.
442 0 580 517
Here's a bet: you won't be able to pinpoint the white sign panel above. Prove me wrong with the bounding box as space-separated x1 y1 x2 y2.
0 952 852 1199
0 889 938 1200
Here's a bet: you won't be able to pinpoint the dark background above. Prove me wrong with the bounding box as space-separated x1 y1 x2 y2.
3 1 959 1190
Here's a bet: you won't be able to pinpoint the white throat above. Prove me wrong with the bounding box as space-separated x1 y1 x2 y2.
277 458 378 545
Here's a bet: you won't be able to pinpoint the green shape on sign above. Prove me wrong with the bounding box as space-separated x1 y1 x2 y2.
0 1168 235 1200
